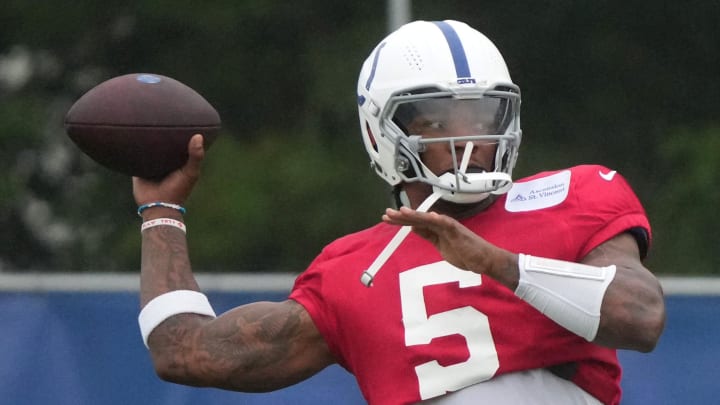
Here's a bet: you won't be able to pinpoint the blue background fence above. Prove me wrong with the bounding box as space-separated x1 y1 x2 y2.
1 275 717 404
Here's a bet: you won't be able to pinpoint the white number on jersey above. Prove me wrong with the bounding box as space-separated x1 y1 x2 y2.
399 261 500 400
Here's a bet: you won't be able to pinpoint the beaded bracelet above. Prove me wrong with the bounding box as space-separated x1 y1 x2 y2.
137 202 186 217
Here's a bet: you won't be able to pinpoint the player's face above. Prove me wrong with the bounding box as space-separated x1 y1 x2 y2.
401 98 500 176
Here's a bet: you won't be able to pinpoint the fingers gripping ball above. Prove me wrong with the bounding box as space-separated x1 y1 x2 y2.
64 73 221 179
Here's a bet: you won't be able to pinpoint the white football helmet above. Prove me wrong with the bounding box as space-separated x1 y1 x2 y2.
357 20 522 204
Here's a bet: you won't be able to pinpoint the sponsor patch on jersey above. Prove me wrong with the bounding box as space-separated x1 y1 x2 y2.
505 170 571 212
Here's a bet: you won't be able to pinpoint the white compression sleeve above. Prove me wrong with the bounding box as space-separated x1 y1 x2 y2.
138 290 217 348
515 254 616 341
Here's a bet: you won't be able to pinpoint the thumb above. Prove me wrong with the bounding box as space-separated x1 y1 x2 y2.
184 134 205 177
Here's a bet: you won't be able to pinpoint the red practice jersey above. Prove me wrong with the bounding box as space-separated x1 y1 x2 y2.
290 165 651 405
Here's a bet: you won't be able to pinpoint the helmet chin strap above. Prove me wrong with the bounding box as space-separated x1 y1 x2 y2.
361 142 480 287
360 189 443 287
434 171 512 203
431 141 513 203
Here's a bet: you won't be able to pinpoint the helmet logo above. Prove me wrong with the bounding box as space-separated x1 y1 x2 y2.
457 78 476 85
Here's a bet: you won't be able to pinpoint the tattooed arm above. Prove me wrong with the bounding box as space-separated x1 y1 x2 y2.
134 135 335 391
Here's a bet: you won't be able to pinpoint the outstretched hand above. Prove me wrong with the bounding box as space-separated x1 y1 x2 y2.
382 206 518 286
133 134 205 206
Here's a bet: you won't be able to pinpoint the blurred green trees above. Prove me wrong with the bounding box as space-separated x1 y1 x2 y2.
1 1 718 274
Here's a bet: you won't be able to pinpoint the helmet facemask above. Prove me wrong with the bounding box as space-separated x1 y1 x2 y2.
382 84 521 204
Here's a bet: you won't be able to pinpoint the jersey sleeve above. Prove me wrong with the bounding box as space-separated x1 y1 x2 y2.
288 250 345 364
570 165 651 259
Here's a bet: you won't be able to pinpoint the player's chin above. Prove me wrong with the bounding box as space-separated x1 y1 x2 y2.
435 194 498 217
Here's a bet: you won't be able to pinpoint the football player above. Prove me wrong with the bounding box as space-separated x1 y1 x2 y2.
134 20 665 405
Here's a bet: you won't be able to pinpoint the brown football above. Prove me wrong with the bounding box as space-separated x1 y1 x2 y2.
64 73 221 179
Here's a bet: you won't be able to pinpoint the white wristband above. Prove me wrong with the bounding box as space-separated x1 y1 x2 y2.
138 290 216 347
515 254 616 341
141 218 186 234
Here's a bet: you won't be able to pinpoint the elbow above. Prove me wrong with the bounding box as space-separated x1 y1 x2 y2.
152 358 177 383
151 352 195 385
623 291 667 353
598 306 665 352
144 315 215 386
637 282 667 352
150 351 213 387
618 272 667 352
597 285 667 352
154 366 176 384
147 334 211 387
634 304 666 353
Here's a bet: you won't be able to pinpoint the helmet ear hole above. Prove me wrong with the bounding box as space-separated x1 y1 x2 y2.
365 122 379 152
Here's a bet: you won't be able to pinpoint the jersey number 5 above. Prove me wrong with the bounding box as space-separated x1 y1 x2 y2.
399 261 500 400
